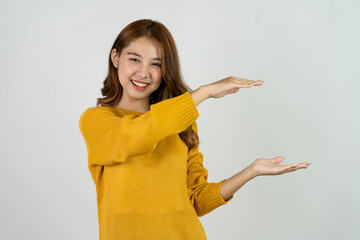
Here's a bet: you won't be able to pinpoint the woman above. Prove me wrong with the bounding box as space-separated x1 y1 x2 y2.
79 19 311 240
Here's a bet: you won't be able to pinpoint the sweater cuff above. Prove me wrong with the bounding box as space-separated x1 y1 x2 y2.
154 91 200 132
174 92 199 131
204 179 234 212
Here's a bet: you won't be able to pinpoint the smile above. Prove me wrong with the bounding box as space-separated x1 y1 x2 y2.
131 79 150 90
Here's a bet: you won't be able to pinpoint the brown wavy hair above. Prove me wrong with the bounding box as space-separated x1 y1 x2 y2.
96 18 200 152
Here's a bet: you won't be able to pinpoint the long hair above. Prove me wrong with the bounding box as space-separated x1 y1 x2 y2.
96 18 200 152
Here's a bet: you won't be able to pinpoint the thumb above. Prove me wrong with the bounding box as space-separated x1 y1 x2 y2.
228 88 239 94
272 156 285 163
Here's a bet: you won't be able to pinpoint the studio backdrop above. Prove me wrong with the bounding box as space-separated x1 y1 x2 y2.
0 0 359 239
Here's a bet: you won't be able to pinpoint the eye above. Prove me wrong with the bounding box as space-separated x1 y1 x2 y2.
129 58 140 63
130 58 160 67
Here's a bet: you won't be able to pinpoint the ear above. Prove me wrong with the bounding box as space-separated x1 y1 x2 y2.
111 48 119 68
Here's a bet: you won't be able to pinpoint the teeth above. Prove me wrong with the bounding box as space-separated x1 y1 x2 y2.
131 80 148 87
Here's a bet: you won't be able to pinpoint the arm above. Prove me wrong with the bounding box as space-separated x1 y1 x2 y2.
189 85 255 203
219 167 255 201
219 157 311 200
79 91 199 166
190 85 210 106
187 122 234 217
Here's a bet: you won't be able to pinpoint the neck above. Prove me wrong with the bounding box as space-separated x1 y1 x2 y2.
113 95 151 113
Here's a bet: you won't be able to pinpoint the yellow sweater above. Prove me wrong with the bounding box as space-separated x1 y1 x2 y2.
79 91 234 240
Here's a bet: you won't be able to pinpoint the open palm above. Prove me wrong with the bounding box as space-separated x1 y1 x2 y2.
206 76 264 99
250 156 311 176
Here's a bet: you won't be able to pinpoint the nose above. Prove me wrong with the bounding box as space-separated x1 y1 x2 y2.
136 63 150 79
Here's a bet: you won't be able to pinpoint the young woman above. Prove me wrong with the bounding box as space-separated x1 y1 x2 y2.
79 19 311 240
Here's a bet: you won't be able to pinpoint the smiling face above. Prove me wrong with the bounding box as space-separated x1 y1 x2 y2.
111 36 162 113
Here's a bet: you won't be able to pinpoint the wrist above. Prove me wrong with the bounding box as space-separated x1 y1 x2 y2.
190 85 210 106
245 164 258 179
200 84 211 99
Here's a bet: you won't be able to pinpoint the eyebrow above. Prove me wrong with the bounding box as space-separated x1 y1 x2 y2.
127 52 161 61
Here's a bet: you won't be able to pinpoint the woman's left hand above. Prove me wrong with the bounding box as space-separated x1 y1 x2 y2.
249 156 311 177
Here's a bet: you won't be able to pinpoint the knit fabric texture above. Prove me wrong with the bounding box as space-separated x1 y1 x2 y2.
79 91 234 240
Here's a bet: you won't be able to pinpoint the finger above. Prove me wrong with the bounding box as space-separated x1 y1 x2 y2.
270 158 278 164
271 156 285 164
234 78 261 85
232 77 250 83
236 80 264 89
228 88 240 94
273 164 296 175
277 164 296 172
249 80 264 85
291 166 306 172
237 83 254 88
285 164 308 173
234 77 251 82
253 81 264 86
236 78 263 82
285 168 299 173
299 164 310 168
283 165 300 174
297 162 311 167
244 80 257 85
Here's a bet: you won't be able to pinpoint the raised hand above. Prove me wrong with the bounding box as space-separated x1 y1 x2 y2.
249 156 311 177
205 76 264 99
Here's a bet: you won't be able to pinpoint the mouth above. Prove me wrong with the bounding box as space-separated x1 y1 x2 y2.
131 79 150 85
131 79 150 89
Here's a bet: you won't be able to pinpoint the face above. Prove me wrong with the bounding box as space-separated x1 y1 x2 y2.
111 36 162 109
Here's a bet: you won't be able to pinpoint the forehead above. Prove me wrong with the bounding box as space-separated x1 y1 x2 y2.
123 37 161 58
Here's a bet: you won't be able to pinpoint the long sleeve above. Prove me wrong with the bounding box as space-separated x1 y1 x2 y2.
79 91 199 166
187 121 234 217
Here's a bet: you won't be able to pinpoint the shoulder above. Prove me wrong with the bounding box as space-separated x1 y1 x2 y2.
81 106 116 116
79 106 117 123
79 107 121 134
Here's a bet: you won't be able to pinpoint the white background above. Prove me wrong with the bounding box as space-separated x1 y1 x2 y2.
0 0 359 239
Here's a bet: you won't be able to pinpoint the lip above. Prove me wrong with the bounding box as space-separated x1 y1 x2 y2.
131 79 150 90
131 79 150 85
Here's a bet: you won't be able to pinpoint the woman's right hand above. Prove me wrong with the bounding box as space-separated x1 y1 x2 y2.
205 76 264 99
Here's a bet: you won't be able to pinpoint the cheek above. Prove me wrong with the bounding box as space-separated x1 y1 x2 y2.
119 61 135 76
152 68 162 81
